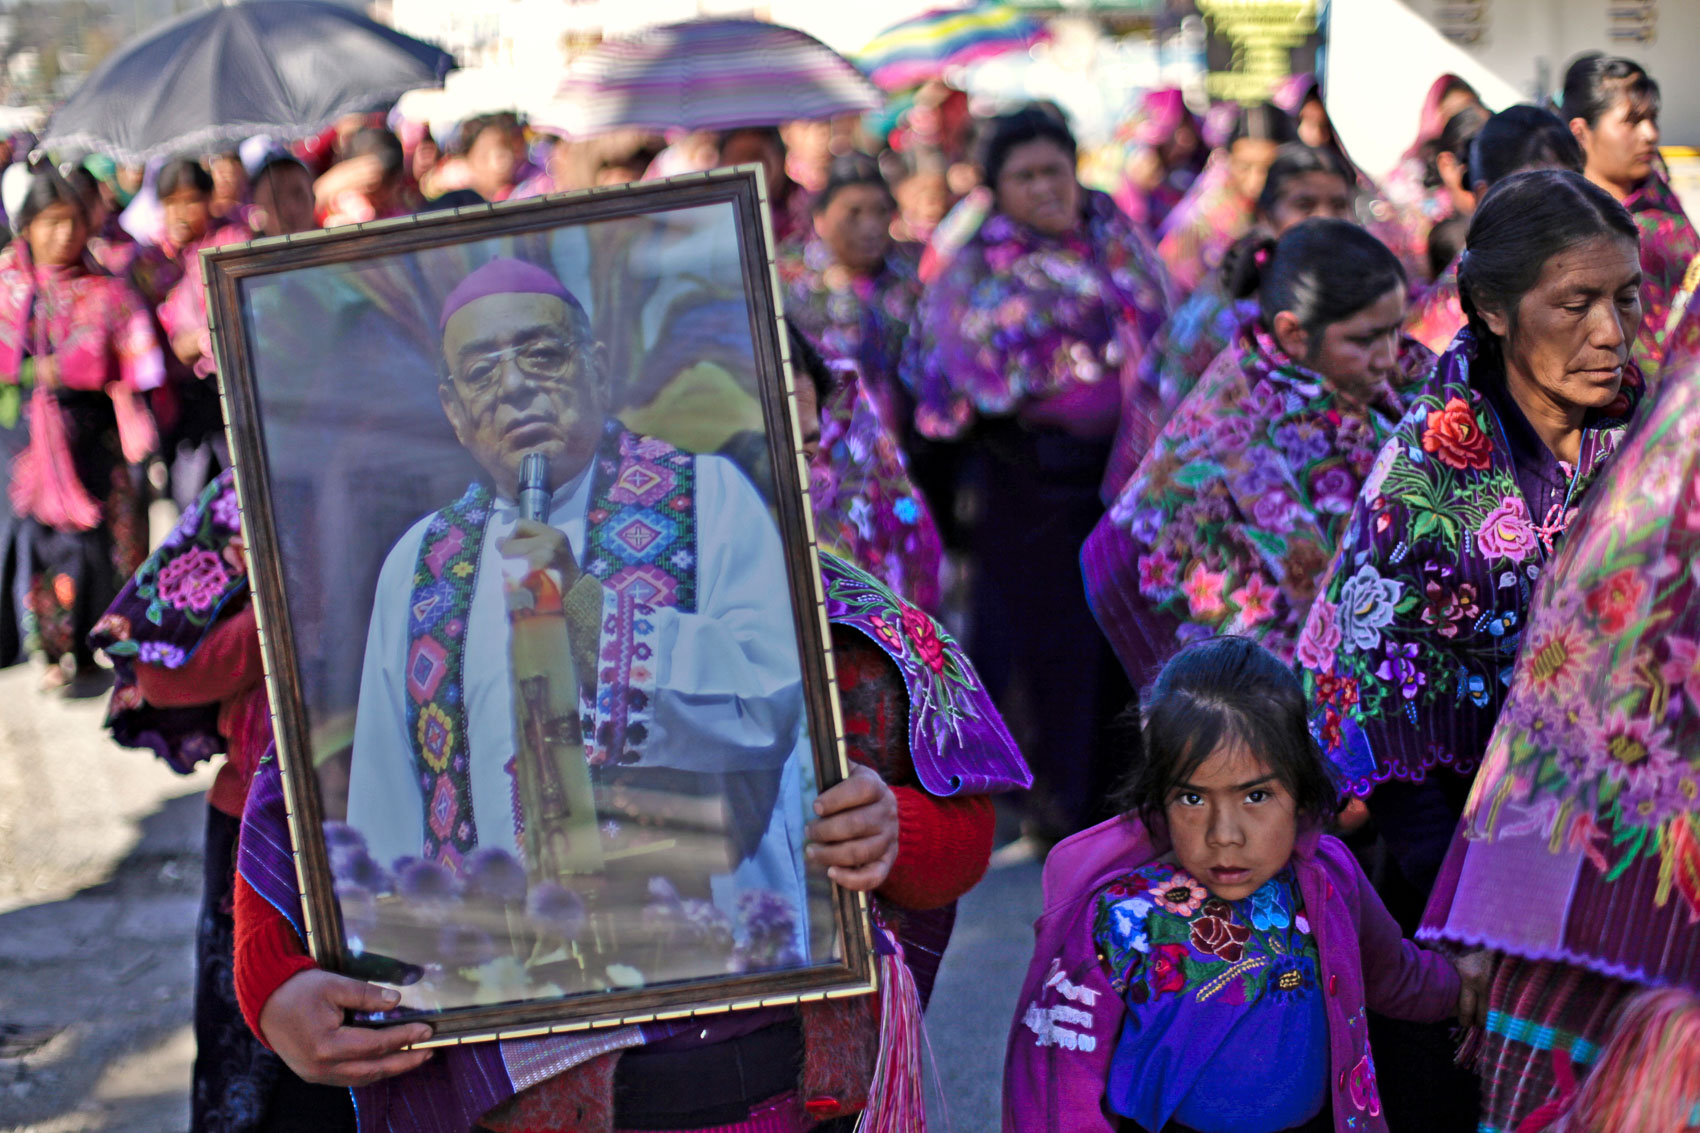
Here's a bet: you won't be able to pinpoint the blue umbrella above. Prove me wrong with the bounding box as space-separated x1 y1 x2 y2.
44 1 455 163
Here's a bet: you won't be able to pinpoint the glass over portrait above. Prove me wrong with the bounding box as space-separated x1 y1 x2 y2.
204 171 870 1040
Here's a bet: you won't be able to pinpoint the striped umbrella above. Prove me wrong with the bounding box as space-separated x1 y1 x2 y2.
858 3 1050 92
542 19 881 139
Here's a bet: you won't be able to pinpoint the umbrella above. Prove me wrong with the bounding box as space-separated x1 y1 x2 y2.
44 1 455 164
541 19 881 139
858 3 1050 92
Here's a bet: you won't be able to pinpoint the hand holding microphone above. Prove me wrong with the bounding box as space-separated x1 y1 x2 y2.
500 452 580 586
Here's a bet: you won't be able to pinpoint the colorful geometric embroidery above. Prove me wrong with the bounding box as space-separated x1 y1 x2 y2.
405 482 490 870
405 424 700 859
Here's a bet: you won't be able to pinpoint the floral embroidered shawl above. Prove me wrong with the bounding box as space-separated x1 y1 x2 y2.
777 236 924 432
1624 171 1700 384
1084 324 1422 686
1100 285 1255 501
88 467 250 773
1406 255 1464 355
1419 347 1700 992
1297 328 1641 802
1153 154 1250 297
812 369 944 612
902 188 1174 442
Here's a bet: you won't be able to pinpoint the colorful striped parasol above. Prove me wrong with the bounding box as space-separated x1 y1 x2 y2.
858 3 1051 92
542 19 881 139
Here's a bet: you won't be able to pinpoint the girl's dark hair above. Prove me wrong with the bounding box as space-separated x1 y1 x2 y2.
1226 218 1405 356
64 166 101 210
347 126 405 180
1227 102 1299 149
1469 105 1584 189
1459 169 1637 364
1113 636 1340 830
978 106 1077 191
157 157 213 200
716 125 785 159
1562 53 1660 128
812 153 894 214
786 324 833 402
459 111 522 155
1426 103 1491 189
1427 214 1469 279
16 165 88 233
1254 142 1351 218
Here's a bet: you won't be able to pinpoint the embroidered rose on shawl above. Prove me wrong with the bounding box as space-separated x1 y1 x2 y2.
1295 597 1342 670
1310 465 1359 514
1274 418 1331 467
1374 642 1427 699
1230 573 1279 629
155 547 231 613
1335 563 1402 652
137 641 186 666
1149 943 1190 996
1420 580 1479 639
1420 397 1493 471
1181 562 1228 620
1584 567 1648 635
1149 871 1207 916
1251 490 1299 535
1138 552 1180 598
900 605 947 673
1210 413 1255 452
91 612 131 643
1189 914 1251 962
1476 497 1539 563
210 490 241 532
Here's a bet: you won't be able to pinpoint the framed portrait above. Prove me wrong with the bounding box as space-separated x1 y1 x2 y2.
204 168 875 1043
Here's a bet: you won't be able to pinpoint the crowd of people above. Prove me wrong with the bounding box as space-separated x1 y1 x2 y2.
14 44 1700 1133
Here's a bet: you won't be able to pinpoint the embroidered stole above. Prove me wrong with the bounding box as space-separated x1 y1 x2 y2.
404 425 698 870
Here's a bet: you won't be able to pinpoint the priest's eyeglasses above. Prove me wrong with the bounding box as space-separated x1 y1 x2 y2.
454 338 583 397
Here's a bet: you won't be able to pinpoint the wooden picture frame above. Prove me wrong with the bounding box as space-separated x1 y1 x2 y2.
204 167 875 1044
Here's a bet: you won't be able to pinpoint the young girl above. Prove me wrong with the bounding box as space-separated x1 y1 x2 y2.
1003 636 1489 1133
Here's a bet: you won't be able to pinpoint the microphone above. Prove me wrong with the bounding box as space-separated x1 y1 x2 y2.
518 452 550 523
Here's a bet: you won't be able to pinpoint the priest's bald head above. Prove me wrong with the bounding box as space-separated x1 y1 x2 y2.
438 258 611 498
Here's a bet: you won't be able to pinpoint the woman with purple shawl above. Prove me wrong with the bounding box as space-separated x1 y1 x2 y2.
0 164 162 690
1086 220 1431 690
1420 300 1700 1133
902 107 1173 840
1296 170 1643 1131
1562 54 1700 387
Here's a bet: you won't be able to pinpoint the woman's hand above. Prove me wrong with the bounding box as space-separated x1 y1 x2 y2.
259 969 434 1087
805 763 899 892
1454 949 1495 1029
1337 797 1371 834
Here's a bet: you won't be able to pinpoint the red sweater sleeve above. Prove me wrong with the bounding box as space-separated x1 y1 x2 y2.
134 602 262 708
233 871 318 1048
878 787 995 911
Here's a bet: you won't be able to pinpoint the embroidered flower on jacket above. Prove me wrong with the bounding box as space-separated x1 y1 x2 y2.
1107 896 1155 955
1149 870 1208 916
1335 563 1403 652
1248 878 1291 931
1420 396 1493 471
1476 496 1540 563
1583 567 1648 635
1189 913 1252 962
1149 942 1190 996
1374 641 1427 700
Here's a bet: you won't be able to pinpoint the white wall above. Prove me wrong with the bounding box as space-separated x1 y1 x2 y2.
1327 0 1700 182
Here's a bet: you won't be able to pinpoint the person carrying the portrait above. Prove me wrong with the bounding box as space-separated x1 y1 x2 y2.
223 335 1030 1130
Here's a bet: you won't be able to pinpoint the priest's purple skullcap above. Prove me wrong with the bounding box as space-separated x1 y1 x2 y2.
439 257 587 330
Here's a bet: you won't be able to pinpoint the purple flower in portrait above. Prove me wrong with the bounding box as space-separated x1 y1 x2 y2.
437 923 498 968
680 899 735 952
461 847 527 905
1374 642 1427 700
647 877 682 907
336 884 378 941
331 847 389 894
737 889 797 951
137 641 186 667
526 881 586 941
396 859 458 903
323 822 367 854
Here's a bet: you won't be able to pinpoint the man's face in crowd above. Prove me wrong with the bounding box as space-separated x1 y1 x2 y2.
252 164 316 237
163 186 210 249
440 293 610 496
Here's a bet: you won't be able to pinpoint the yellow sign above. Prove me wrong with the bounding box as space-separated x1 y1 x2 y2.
1197 0 1317 103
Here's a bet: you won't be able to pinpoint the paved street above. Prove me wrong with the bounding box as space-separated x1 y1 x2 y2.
0 649 1042 1133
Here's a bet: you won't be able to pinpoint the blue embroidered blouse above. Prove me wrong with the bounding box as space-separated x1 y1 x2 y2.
1092 860 1329 1133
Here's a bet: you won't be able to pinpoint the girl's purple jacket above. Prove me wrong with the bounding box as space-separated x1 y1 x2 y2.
1002 817 1461 1133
